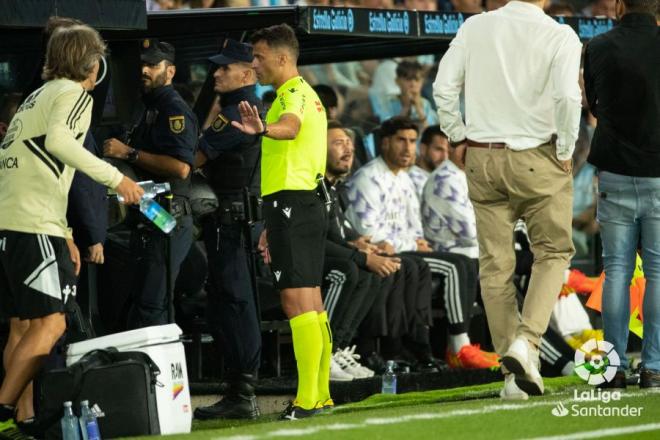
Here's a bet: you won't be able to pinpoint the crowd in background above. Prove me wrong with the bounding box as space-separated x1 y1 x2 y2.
145 0 617 18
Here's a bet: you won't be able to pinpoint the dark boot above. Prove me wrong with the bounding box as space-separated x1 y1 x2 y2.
597 370 626 389
194 373 260 420
640 369 660 388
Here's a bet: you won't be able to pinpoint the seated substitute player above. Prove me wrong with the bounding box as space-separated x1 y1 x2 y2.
344 116 499 370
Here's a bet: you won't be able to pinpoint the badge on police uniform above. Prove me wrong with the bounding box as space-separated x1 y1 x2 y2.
211 113 229 132
169 116 185 133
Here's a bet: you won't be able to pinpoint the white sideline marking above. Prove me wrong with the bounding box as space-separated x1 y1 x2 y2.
521 423 660 440
215 391 648 440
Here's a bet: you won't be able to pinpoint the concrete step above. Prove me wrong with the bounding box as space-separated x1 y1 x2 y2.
191 394 294 415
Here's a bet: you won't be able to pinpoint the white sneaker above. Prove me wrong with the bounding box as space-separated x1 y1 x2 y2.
345 346 375 378
500 373 529 400
335 347 369 378
330 358 354 381
333 350 359 378
501 337 544 396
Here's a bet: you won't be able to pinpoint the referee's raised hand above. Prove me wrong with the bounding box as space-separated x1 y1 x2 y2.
232 100 264 135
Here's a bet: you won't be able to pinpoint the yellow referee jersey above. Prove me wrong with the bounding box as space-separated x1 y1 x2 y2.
261 76 327 196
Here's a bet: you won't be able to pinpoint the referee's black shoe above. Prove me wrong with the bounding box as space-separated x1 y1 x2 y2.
279 402 321 421
194 374 260 420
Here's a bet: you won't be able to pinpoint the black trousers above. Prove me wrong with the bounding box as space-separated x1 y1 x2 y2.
405 251 479 335
360 272 398 338
202 217 262 375
127 215 193 329
360 256 432 343
321 257 376 349
396 255 433 343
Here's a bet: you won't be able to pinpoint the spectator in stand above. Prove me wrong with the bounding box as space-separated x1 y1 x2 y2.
373 61 438 130
313 85 341 120
582 0 617 17
345 116 499 370
546 2 576 15
356 0 396 7
450 0 483 13
190 0 223 7
404 0 439 9
408 125 449 198
486 0 508 10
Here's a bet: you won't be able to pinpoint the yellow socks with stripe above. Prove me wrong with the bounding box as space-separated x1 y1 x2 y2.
290 311 322 410
317 311 333 406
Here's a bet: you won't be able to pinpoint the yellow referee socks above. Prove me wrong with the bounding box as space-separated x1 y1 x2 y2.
317 311 333 406
290 311 322 410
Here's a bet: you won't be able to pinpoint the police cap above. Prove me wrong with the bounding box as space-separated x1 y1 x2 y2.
141 38 176 64
208 39 253 66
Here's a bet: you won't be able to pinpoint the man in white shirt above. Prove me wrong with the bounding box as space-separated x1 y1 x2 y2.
422 149 578 379
434 0 581 397
345 116 499 370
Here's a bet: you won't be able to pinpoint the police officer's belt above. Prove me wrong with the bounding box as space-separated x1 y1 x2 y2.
157 194 192 219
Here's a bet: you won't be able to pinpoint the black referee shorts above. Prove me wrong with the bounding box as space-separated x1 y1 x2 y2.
263 190 327 290
0 230 76 319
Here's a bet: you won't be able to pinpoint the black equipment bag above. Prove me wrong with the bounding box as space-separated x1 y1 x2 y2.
38 349 161 439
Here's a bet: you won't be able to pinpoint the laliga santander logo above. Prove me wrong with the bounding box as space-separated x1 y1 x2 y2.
574 338 620 385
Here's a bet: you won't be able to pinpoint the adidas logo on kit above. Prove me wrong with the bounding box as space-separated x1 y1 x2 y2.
62 285 76 304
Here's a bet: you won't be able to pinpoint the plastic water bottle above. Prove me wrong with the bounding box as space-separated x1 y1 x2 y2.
117 180 176 233
140 197 177 233
117 180 170 202
381 360 397 394
60 401 81 440
79 401 101 440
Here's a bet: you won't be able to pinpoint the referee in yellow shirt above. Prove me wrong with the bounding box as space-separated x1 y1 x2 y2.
233 24 329 420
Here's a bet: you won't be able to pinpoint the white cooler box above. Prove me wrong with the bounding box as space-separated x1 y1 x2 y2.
66 324 192 435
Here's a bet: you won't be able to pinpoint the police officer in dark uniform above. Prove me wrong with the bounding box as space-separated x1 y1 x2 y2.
192 40 262 420
103 39 197 329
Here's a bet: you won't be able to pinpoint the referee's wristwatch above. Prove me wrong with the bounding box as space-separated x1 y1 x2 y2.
127 148 139 163
257 123 268 137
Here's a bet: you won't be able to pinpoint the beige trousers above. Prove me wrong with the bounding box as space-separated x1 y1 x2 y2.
465 143 575 355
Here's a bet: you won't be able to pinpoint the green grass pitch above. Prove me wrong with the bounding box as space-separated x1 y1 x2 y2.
151 377 660 440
